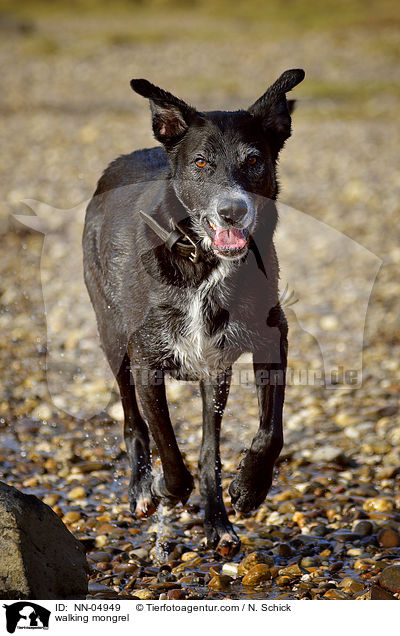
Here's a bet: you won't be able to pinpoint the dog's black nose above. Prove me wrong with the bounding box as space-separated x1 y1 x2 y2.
218 199 248 225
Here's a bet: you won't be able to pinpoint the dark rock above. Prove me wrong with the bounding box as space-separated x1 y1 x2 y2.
330 530 362 543
378 565 400 593
293 535 316 545
277 543 293 557
288 538 304 549
88 551 112 563
378 404 398 418
353 510 369 521
0 481 88 599
310 524 329 537
167 589 186 599
87 582 116 596
377 528 400 548
150 581 181 591
328 561 344 573
369 584 397 600
359 536 378 548
353 520 374 537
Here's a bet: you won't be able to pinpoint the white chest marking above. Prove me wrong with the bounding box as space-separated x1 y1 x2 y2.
172 261 233 377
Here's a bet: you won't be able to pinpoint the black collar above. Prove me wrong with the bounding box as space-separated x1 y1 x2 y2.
139 210 201 263
140 209 268 278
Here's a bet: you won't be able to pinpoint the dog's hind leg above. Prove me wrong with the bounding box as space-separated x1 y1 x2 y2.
134 369 194 508
117 354 156 518
199 371 240 557
229 317 287 513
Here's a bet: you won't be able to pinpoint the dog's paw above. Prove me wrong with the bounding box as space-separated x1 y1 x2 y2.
229 474 271 514
135 496 157 518
129 471 158 518
205 519 241 558
151 471 194 509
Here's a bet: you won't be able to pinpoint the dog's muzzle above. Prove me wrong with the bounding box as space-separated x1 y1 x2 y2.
203 197 254 258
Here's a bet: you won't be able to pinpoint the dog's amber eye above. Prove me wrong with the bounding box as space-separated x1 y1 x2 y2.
247 156 258 165
195 158 207 168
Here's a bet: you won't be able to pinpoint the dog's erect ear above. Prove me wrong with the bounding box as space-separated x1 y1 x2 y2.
249 69 305 147
130 79 199 147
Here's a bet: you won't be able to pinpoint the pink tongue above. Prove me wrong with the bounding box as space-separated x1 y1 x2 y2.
214 227 246 249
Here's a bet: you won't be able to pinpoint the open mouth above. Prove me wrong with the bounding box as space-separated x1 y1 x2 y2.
204 218 250 257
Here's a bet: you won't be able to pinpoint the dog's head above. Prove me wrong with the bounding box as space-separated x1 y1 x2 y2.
131 70 304 260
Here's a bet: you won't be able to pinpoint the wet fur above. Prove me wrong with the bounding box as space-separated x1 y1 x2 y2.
83 69 304 556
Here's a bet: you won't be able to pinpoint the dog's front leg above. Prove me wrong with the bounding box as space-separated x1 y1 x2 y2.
229 321 287 513
135 369 194 508
199 371 240 557
117 355 155 519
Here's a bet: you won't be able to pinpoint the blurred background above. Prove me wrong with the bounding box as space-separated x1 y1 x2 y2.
1 0 400 600
1 0 400 224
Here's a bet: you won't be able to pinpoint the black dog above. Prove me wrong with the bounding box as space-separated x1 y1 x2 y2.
83 69 305 556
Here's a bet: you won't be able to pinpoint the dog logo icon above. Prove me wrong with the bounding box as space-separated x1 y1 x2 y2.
3 602 50 633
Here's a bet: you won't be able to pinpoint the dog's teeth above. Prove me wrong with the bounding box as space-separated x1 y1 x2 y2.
209 221 216 230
